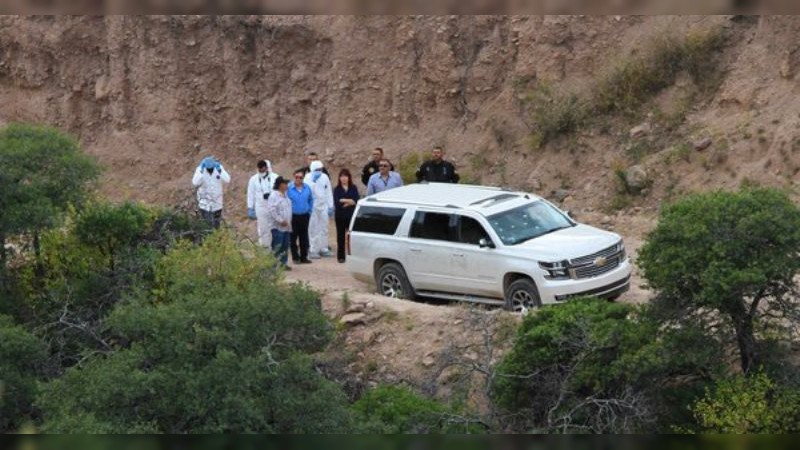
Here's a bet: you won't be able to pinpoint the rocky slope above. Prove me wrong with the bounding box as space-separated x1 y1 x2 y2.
2 15 796 217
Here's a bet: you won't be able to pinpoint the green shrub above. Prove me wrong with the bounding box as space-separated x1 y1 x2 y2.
75 201 153 272
639 187 800 374
525 27 726 145
529 83 587 147
492 299 724 433
396 151 423 185
353 385 476 433
0 123 100 268
593 28 724 116
0 314 47 432
691 371 800 433
37 230 347 432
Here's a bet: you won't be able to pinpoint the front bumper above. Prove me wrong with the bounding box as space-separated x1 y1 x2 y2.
538 258 632 304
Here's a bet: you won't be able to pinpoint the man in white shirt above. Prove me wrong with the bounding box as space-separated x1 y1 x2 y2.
246 159 279 247
303 160 334 258
192 156 231 229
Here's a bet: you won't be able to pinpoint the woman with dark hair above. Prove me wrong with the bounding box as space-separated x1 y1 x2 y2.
333 168 360 263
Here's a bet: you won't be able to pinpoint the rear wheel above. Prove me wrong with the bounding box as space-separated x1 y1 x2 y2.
376 263 415 300
504 278 542 312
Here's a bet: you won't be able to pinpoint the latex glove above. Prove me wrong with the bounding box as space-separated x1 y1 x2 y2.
312 171 322 182
328 207 334 217
248 208 256 220
214 162 222 172
200 156 215 170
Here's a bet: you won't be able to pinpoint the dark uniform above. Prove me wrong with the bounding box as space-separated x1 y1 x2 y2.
415 160 460 183
361 160 394 185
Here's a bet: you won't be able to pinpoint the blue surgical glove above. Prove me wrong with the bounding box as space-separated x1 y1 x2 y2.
214 162 222 172
328 207 334 217
312 171 322 182
200 156 215 170
248 208 256 220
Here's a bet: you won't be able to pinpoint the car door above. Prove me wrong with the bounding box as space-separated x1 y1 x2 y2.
406 210 459 292
450 215 505 298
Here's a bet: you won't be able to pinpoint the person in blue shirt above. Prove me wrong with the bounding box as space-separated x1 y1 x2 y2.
287 169 314 264
366 158 403 195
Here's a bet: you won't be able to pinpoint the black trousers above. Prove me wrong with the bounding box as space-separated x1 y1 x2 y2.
200 209 222 229
290 213 310 261
335 216 351 261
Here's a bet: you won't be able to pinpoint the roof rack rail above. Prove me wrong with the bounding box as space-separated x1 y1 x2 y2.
365 197 461 209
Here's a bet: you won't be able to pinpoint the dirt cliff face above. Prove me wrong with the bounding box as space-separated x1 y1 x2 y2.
0 15 797 225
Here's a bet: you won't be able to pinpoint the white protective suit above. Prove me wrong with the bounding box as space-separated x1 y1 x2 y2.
247 160 280 247
304 160 334 257
192 161 231 212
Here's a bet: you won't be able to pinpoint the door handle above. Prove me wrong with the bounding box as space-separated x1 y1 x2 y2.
410 248 422 253
453 253 464 257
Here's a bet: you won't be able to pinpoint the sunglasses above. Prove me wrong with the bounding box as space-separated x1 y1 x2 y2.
379 164 389 168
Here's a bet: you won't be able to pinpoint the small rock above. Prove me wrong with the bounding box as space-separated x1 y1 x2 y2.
340 313 366 326
526 176 542 192
601 215 613 225
551 189 570 203
346 303 366 314
693 137 713 151
453 319 463 326
629 123 651 139
624 165 650 191
422 353 436 367
366 302 375 309
94 75 111 100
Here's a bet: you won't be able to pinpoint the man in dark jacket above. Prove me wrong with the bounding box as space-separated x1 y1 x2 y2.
361 147 393 186
416 146 459 183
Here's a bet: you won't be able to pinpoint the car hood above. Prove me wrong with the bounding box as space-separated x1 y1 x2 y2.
505 224 621 262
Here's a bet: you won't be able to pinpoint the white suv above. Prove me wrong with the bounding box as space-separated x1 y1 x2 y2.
346 183 631 311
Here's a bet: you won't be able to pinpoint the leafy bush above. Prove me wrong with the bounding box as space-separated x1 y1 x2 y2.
353 385 450 433
692 371 800 433
37 230 348 433
0 123 100 267
492 298 724 433
592 28 725 116
526 27 726 145
639 187 800 374
529 83 586 147
396 151 423 185
0 314 47 432
75 201 152 272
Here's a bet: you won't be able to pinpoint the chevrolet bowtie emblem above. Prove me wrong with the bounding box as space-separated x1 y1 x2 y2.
594 256 607 267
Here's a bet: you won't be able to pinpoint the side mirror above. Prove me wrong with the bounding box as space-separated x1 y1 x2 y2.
479 238 495 249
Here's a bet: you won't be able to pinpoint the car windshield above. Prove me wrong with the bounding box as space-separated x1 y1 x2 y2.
487 201 574 246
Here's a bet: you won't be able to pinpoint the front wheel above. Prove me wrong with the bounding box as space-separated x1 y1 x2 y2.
504 278 542 312
376 263 415 300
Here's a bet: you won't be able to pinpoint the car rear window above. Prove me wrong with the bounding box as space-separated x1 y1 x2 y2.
352 206 406 235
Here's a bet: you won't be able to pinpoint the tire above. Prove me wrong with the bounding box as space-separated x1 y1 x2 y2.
376 263 415 300
504 278 542 312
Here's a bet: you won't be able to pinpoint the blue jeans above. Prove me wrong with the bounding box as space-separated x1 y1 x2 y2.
271 229 291 266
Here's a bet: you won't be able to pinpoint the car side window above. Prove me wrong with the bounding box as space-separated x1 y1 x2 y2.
352 206 406 235
458 216 490 245
409 212 457 241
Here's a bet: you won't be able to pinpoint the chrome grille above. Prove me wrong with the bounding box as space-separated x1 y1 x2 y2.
567 241 626 279
572 256 621 279
569 243 621 266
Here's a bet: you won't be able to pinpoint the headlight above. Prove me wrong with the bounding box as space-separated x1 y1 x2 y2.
539 260 571 280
